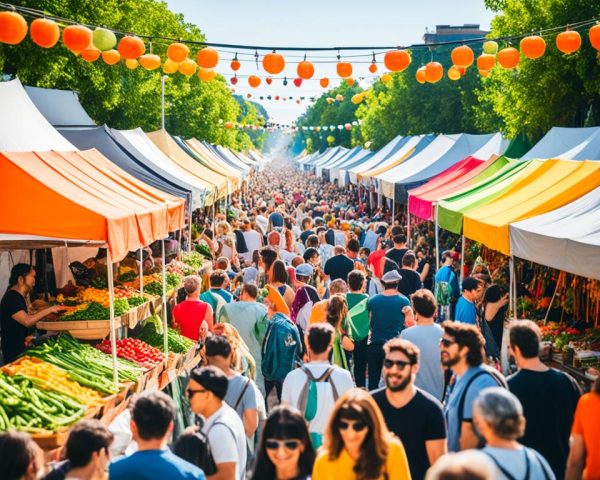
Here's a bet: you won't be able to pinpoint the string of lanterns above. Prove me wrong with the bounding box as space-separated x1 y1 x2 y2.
0 4 599 87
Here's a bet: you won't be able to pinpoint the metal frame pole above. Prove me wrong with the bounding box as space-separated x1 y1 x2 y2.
161 239 169 360
139 248 144 296
460 235 465 283
161 76 166 130
106 251 119 387
435 206 440 271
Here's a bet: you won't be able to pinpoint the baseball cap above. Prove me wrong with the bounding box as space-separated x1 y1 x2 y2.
295 263 314 277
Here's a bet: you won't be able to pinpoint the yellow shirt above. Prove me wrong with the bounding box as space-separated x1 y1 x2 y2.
312 439 412 480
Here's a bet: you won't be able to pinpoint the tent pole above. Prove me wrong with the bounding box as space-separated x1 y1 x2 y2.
161 75 166 130
460 235 465 283
106 251 119 388
509 256 516 319
139 248 144 296
161 239 169 360
435 206 440 271
188 211 193 253
406 196 411 248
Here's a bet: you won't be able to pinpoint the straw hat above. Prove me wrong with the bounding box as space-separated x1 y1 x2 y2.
265 284 290 316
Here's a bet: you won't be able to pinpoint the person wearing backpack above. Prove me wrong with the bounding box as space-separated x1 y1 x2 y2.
440 321 507 453
281 323 354 449
261 285 302 404
434 251 460 322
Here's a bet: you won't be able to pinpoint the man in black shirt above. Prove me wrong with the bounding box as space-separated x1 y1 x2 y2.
507 320 581 479
1 264 63 364
398 251 423 298
323 245 354 282
385 233 408 267
299 217 315 246
371 338 447 480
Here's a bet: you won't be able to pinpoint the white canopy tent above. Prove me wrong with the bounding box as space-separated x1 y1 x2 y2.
348 135 406 184
509 186 600 281
521 126 600 161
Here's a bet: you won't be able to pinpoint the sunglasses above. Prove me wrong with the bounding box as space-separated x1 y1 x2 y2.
338 420 367 432
186 388 207 398
383 359 412 370
440 338 456 348
265 439 302 451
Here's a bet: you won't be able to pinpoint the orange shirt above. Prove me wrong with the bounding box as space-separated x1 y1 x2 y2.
308 299 329 324
571 392 600 480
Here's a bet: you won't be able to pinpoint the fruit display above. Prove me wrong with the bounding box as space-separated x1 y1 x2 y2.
138 315 195 353
2 357 103 406
26 334 142 395
0 373 86 433
96 338 163 367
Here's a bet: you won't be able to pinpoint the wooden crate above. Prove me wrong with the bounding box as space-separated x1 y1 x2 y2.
31 429 69 450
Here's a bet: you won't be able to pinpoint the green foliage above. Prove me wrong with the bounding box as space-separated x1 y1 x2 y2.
475 0 600 142
0 0 255 151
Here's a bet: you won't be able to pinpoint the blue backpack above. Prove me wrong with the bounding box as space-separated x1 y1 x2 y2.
261 313 301 382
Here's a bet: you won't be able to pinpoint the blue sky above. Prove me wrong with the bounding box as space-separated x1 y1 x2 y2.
166 0 496 124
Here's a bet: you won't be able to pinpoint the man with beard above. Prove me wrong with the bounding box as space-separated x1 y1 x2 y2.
440 321 507 452
371 338 447 480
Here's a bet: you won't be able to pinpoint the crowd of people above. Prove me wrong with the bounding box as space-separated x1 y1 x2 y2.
2 160 599 480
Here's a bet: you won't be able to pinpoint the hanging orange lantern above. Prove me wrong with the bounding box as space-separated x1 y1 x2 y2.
62 25 92 51
369 63 378 73
118 35 145 60
556 30 581 54
30 18 59 48
590 24 600 51
139 54 161 70
125 59 139 70
320 78 329 88
336 94 344 101
248 75 261 87
351 93 364 104
380 73 392 84
425 62 443 83
479 69 491 78
346 78 355 86
179 58 197 75
197 47 219 68
198 67 216 81
0 11 27 45
336 62 353 78
102 49 121 65
163 58 179 74
231 58 241 71
224 121 234 129
263 52 285 74
384 50 411 72
415 66 426 84
477 54 496 71
448 65 461 81
81 47 101 62
497 47 520 68
265 77 273 85
167 42 189 63
297 60 315 79
451 45 474 68
520 35 546 59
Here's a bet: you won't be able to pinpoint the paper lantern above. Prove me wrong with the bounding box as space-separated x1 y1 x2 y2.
457 66 467 75
225 121 234 129
293 78 303 87
425 62 443 83
247 93 252 98
263 52 285 74
92 27 116 51
451 45 474 68
179 58 197 75
248 75 261 87
336 94 344 101
498 47 520 69
125 59 139 70
448 65 461 81
320 78 329 88
380 73 392 84
326 97 334 104
197 47 219 68
139 54 161 70
346 78 355 86
479 69 491 78
81 47 101 62
0 11 27 45
266 77 273 85
384 50 411 72
369 63 378 73
62 25 92 51
168 42 189 63
230 59 241 71
477 54 496 71
556 30 581 54
230 76 238 85
297 60 314 79
30 18 59 48
118 35 145 60
351 94 364 104
483 41 498 55
415 66 426 84
198 67 216 81
520 35 546 59
163 58 179 74
101 49 121 65
336 62 353 78
345 123 352 131
590 24 600 51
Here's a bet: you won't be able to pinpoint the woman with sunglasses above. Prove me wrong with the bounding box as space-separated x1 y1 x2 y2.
313 388 411 480
250 406 315 480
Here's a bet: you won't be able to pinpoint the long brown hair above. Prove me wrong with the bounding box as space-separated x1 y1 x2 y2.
326 294 348 332
324 388 391 479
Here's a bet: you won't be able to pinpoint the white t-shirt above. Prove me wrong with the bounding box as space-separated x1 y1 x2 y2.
241 229 262 263
202 403 247 480
282 362 354 436
255 215 268 235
